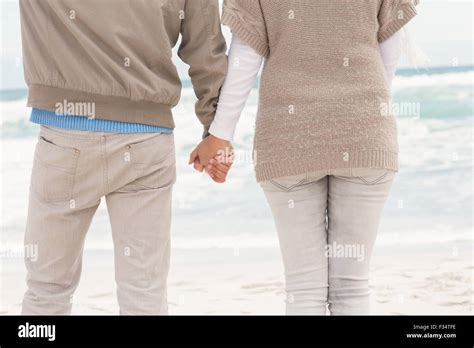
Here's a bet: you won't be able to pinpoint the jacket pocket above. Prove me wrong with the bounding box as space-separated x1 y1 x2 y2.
31 136 80 202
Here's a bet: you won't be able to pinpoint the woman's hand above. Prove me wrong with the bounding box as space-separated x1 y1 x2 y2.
206 155 234 183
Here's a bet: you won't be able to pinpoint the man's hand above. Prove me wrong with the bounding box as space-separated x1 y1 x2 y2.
189 135 233 183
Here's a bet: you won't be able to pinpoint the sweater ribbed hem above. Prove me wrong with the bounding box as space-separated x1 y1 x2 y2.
255 150 399 183
378 4 418 42
27 85 176 129
222 12 270 58
30 108 174 134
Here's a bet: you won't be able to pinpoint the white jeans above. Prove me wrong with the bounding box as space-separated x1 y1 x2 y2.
260 168 396 315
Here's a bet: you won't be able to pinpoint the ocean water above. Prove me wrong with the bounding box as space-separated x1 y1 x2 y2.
1 67 473 251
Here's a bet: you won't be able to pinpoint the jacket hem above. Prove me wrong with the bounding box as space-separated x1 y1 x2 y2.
27 85 176 129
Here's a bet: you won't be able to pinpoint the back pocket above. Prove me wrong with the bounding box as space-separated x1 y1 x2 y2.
126 133 175 190
31 136 80 202
127 134 173 166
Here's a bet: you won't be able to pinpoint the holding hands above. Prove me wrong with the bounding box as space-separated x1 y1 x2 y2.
189 135 234 183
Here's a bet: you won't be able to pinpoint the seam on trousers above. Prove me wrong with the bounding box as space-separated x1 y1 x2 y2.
270 178 307 191
358 172 387 185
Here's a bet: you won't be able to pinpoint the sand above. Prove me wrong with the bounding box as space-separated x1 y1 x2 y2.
1 241 472 315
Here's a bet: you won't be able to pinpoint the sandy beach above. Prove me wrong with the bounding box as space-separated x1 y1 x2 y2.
1 241 472 315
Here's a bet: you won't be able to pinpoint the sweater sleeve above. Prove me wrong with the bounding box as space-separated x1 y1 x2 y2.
209 37 263 141
221 0 270 58
378 0 419 43
178 0 228 138
379 30 402 87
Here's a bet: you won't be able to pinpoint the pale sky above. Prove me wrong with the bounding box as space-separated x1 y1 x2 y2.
1 0 473 90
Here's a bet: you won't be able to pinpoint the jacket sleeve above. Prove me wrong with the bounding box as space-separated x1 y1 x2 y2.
378 0 419 43
178 0 228 138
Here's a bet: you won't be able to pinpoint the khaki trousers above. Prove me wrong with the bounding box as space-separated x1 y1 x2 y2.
22 126 176 315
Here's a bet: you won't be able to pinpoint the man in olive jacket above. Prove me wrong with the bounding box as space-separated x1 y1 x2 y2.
20 0 228 314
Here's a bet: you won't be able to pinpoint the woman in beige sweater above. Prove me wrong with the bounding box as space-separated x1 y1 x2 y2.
191 0 419 314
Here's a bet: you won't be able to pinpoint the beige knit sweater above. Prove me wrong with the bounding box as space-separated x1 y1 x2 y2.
222 0 419 182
